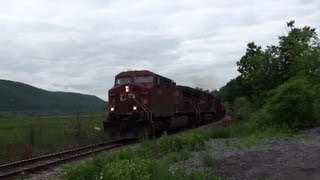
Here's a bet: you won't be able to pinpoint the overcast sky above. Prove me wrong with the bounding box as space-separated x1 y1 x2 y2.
0 0 319 100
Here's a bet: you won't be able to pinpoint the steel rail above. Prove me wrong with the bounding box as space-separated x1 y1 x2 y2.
0 138 136 178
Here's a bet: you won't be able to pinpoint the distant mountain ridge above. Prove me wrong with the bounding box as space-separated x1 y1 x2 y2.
0 79 107 115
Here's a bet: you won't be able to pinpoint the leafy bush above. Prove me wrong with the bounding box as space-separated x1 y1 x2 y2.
312 85 320 124
234 97 252 120
209 122 257 138
251 78 318 129
201 150 215 167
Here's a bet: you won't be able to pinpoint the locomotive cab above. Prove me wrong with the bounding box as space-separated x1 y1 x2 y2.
108 73 155 119
104 70 159 138
107 70 176 119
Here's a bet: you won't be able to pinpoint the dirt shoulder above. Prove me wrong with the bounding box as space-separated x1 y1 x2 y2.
171 127 320 180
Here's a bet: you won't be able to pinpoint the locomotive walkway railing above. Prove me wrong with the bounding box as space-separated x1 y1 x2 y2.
133 97 153 124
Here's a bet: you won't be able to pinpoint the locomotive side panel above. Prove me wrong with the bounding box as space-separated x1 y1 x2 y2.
213 98 225 119
152 76 175 117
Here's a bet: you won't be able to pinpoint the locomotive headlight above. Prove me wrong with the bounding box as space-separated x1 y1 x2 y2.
133 106 137 111
125 86 129 92
110 107 114 111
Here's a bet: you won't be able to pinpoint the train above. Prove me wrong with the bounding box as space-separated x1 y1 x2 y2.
103 70 225 138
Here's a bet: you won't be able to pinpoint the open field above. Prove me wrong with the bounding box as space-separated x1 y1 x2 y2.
0 114 106 165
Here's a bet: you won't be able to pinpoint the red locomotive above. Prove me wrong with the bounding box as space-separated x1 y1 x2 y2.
103 70 225 138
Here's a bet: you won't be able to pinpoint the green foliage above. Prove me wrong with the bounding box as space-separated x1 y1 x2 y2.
219 20 320 130
313 85 320 123
201 150 215 167
234 97 252 120
63 118 293 180
251 78 318 129
219 76 248 102
208 120 292 140
17 171 30 180
0 115 105 164
164 150 191 165
209 122 257 138
220 21 320 107
100 157 157 180
63 114 295 180
278 23 319 80
63 132 215 180
295 46 320 79
236 43 281 104
230 137 266 149
0 79 106 115
140 132 209 158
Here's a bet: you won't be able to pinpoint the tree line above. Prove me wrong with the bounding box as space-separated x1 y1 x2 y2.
218 20 320 129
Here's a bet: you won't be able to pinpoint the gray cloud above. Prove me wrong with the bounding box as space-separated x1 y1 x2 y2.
0 0 319 99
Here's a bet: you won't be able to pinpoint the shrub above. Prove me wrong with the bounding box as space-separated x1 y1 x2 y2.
252 77 318 129
234 97 252 120
209 122 257 138
312 85 320 124
201 150 215 167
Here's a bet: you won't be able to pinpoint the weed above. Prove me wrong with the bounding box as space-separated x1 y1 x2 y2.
230 137 266 149
164 150 190 165
140 132 208 158
201 150 215 167
17 171 30 180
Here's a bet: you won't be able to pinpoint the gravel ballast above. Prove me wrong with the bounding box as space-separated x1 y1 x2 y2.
171 127 320 180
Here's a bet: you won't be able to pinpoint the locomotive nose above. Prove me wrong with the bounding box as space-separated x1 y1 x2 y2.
108 84 150 114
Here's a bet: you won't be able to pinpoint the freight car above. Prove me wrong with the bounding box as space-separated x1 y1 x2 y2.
103 70 225 138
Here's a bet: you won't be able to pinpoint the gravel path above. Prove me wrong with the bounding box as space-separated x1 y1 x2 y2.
171 127 320 180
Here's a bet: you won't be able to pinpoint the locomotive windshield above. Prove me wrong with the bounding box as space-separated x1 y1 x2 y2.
115 77 132 85
134 76 154 83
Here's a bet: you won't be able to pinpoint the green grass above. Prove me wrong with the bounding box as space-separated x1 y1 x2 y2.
201 150 215 167
229 137 266 149
0 114 106 164
205 121 294 149
63 131 218 180
62 120 295 180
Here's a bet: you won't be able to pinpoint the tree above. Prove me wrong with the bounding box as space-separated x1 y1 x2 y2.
277 21 319 80
234 21 320 105
219 76 248 102
210 89 219 97
236 42 280 104
221 20 320 109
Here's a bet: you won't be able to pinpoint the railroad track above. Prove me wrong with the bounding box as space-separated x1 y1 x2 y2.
0 138 137 179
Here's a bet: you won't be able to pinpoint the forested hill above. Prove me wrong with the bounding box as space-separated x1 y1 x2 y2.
0 79 107 115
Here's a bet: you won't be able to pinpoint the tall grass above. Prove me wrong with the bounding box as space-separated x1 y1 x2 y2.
0 115 105 164
204 119 293 139
63 131 218 180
